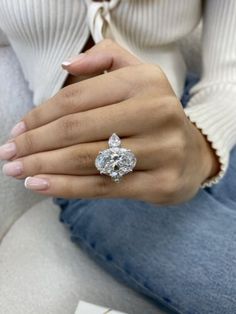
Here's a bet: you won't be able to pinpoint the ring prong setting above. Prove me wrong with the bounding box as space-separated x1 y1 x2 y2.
95 133 137 182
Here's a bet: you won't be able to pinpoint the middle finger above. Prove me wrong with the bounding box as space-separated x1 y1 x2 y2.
11 97 155 159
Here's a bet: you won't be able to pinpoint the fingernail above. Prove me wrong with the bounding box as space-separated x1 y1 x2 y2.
24 177 49 191
10 121 26 138
62 53 86 67
2 161 23 177
0 142 17 160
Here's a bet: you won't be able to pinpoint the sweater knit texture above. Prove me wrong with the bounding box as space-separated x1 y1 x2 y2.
0 0 235 186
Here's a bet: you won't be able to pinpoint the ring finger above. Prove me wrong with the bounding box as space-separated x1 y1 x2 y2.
2 137 157 179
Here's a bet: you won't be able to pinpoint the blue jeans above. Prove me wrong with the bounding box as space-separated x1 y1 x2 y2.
54 74 236 314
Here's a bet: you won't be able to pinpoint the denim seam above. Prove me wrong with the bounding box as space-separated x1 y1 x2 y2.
73 233 184 314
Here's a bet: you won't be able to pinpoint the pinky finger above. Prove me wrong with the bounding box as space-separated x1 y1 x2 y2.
24 172 148 200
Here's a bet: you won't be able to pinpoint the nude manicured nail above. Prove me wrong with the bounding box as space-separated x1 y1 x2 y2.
24 177 49 191
61 53 86 67
0 142 17 160
61 61 72 67
2 161 23 177
10 121 26 138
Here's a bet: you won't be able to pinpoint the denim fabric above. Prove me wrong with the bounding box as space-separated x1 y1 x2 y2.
54 74 236 314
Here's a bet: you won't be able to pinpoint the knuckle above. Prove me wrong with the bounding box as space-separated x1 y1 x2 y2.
62 179 75 197
59 114 82 143
19 131 35 155
140 171 185 205
100 38 116 49
173 109 185 127
163 171 183 198
149 99 171 123
141 64 165 83
72 149 94 170
57 85 81 109
173 147 185 166
129 64 167 94
27 155 43 174
58 83 86 113
146 63 163 77
164 101 182 121
59 84 78 100
157 101 186 131
176 131 187 155
23 109 39 129
149 170 189 205
170 128 188 162
116 65 145 96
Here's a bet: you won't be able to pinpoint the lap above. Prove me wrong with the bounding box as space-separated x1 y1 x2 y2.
56 147 236 314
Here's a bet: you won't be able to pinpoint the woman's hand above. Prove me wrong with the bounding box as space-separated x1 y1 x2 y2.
0 40 219 204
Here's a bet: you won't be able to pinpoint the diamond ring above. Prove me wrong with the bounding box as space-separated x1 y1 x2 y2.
95 133 137 182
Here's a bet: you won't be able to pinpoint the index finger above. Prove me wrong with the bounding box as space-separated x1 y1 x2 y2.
12 65 144 136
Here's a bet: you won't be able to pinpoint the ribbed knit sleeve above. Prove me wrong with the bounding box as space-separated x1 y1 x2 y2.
0 0 90 105
184 0 236 187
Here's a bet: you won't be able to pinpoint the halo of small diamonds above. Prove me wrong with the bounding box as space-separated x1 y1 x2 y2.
95 134 137 182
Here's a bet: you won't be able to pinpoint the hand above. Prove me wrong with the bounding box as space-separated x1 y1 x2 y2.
0 40 219 204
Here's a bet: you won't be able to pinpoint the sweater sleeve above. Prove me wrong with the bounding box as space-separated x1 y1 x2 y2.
184 0 236 187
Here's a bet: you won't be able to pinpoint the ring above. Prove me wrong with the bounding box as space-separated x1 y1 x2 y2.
95 133 137 182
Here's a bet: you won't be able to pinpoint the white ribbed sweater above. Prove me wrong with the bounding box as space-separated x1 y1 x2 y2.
0 0 236 186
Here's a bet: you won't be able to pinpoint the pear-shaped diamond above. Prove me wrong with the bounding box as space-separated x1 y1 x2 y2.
108 133 121 148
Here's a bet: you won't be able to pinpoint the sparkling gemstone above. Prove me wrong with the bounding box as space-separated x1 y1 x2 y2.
108 133 121 148
95 147 137 182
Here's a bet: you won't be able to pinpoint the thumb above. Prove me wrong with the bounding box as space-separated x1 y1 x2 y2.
61 39 142 76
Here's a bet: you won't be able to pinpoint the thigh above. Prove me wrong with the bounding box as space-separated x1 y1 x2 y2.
56 149 236 314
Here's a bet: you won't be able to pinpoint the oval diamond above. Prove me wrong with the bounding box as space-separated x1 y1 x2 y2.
95 147 136 182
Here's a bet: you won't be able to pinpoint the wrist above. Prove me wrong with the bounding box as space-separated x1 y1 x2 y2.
197 126 221 183
189 119 221 185
204 135 221 179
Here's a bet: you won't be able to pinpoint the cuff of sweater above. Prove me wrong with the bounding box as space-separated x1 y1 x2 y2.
183 83 236 187
184 103 230 188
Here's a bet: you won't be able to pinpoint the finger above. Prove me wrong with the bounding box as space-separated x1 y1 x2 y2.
3 137 156 178
24 172 148 200
14 65 145 135
62 39 142 76
12 97 157 158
